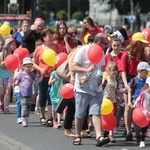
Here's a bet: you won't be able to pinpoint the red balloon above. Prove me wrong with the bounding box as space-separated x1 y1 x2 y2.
132 107 149 127
102 113 116 131
60 83 74 99
87 43 104 64
14 48 30 64
142 28 150 43
56 53 68 67
4 54 19 72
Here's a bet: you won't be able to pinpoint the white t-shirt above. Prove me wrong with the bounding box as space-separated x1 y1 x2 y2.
73 44 105 93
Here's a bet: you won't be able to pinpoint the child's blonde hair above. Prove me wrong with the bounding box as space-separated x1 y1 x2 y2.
106 62 118 75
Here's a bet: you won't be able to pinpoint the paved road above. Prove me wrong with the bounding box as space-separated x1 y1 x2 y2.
0 102 150 150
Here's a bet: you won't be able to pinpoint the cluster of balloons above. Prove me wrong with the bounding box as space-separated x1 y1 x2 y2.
5 48 29 72
42 49 68 67
0 24 11 37
87 43 104 64
59 83 74 99
132 107 150 127
101 98 116 131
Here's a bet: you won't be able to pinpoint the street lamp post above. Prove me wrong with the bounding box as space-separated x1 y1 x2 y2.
68 0 70 21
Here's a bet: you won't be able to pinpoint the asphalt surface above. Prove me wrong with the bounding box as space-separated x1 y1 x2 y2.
0 102 150 150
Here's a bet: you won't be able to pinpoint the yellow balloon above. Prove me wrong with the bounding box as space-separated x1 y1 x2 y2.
0 29 5 37
42 49 56 66
102 72 108 80
101 98 113 115
0 24 11 36
147 71 150 77
84 34 90 44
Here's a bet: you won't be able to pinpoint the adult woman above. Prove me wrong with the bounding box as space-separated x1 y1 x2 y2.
68 26 82 47
53 20 75 54
120 32 149 141
32 28 62 125
79 16 102 44
13 20 30 46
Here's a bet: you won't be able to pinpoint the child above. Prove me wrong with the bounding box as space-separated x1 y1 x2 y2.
128 61 150 144
13 65 23 124
133 76 150 148
102 62 126 143
14 57 43 127
48 70 62 128
0 37 17 113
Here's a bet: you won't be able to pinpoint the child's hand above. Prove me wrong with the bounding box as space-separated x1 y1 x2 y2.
128 102 133 108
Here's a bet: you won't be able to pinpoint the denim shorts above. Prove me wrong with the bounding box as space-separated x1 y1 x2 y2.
74 91 103 119
0 76 13 87
38 77 51 107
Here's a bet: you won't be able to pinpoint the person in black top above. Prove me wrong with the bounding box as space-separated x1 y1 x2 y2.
23 18 44 54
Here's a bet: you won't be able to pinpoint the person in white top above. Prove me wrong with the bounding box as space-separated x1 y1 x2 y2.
71 33 110 146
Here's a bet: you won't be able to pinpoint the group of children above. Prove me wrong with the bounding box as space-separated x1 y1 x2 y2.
102 60 150 148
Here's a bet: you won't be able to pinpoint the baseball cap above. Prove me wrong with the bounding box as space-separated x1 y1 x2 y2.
22 57 33 65
132 32 149 43
5 38 17 45
137 61 150 71
146 77 150 87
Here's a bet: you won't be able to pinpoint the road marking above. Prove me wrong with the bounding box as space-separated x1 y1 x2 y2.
0 132 34 150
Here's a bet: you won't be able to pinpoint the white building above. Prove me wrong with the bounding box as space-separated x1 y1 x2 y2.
89 0 120 26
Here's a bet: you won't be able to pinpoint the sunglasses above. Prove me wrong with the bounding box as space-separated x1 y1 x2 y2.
69 32 77 35
101 41 108 46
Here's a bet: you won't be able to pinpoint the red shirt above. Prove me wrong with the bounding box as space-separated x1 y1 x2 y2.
33 44 62 78
53 37 75 53
81 27 102 43
103 53 123 72
120 51 139 76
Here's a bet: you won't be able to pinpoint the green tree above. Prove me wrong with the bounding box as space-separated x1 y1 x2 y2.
99 0 150 31
39 0 89 23
72 11 84 21
56 10 67 20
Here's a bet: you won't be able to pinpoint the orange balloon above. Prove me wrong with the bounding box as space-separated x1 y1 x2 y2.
132 107 149 127
5 54 19 72
56 52 68 67
60 83 74 99
87 43 104 64
102 113 117 131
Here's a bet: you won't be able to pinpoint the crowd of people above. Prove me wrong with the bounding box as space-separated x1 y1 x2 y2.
0 16 150 148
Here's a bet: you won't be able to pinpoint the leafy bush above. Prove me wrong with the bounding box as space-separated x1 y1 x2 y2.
72 11 84 21
56 10 67 20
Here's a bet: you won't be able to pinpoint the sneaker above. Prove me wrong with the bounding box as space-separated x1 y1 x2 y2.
4 108 11 114
22 120 27 127
126 132 133 141
34 109 40 114
139 141 146 148
17 118 22 124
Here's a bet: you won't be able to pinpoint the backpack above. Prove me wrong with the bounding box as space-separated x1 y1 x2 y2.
130 77 136 95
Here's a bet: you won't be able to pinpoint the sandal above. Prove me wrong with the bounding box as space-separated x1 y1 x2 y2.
96 136 110 147
109 135 116 143
40 117 46 125
73 136 82 145
81 131 91 138
46 119 53 127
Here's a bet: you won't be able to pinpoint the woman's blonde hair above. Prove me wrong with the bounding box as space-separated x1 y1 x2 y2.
106 62 118 75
